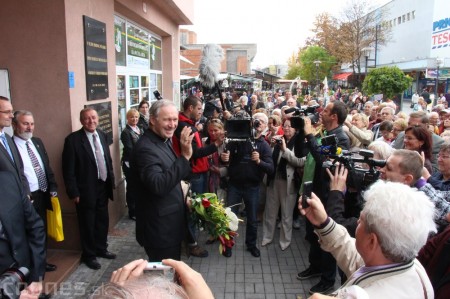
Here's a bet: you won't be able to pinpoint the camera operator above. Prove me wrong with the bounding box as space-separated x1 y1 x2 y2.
296 101 350 295
220 113 274 258
0 172 46 299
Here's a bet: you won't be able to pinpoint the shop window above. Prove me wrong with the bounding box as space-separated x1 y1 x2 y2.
402 15 405 23
412 11 415 19
407 13 410 21
398 16 401 24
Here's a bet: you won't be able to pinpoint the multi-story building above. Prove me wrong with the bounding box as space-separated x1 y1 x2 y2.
338 0 449 96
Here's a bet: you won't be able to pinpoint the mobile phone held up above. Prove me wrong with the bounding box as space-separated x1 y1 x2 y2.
302 181 313 209
144 262 175 281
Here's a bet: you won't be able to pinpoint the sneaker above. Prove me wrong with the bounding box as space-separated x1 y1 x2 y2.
293 218 301 230
189 245 209 258
296 267 322 280
309 280 335 295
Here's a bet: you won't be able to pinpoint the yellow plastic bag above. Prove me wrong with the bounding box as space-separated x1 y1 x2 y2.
47 196 64 242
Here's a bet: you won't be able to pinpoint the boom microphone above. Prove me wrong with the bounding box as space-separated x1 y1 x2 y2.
199 44 224 89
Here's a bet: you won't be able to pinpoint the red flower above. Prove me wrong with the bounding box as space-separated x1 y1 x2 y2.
201 198 211 208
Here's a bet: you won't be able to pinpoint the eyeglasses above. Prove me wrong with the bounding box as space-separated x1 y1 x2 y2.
437 154 450 160
0 110 13 115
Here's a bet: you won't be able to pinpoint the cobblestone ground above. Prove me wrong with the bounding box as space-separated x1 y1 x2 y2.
51 215 335 299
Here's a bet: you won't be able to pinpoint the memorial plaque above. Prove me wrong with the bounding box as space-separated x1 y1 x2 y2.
85 101 113 145
83 16 109 100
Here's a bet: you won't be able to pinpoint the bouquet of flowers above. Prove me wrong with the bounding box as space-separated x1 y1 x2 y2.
190 193 241 254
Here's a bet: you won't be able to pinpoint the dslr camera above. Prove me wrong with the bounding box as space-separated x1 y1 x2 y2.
285 105 320 130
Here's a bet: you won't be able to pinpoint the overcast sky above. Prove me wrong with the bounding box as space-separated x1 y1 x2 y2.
182 0 391 69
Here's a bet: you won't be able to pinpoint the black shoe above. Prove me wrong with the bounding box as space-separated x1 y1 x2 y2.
45 263 57 272
247 247 260 257
82 259 101 270
309 280 335 295
222 247 232 258
129 215 136 221
97 251 117 259
38 293 52 299
296 267 322 280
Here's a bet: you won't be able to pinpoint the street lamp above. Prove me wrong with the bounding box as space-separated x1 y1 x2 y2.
435 57 444 105
313 60 321 94
362 47 375 78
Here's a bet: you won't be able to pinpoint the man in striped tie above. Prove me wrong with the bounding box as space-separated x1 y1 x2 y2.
12 110 58 273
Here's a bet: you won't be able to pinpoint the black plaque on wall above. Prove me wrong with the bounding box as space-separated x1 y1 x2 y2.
83 16 109 100
85 101 113 145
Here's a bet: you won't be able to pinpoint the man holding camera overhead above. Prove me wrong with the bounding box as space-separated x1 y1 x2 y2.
221 113 274 258
296 101 350 295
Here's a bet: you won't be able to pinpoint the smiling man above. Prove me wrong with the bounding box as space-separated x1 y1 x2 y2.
131 100 194 261
62 108 116 270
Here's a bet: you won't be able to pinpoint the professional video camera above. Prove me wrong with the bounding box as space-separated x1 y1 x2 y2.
320 135 386 191
285 105 320 130
0 267 29 299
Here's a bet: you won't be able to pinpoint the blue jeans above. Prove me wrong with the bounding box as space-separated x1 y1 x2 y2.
190 172 207 194
227 183 260 248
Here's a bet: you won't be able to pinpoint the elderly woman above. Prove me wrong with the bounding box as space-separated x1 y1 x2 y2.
344 113 373 150
368 140 394 161
121 109 143 220
392 118 408 144
262 118 307 251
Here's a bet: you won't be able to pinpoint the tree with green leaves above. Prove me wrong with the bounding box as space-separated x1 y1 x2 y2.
305 0 391 87
298 46 336 89
362 66 412 99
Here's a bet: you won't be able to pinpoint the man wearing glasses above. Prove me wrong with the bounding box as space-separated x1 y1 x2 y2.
0 96 30 195
423 142 450 191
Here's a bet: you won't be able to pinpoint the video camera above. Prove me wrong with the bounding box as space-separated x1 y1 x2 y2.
285 105 320 130
0 267 29 299
320 135 386 191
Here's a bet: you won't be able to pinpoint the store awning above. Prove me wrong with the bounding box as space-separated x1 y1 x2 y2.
180 55 194 65
332 72 352 81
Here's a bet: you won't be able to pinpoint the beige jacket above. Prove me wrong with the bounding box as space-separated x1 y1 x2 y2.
316 220 434 299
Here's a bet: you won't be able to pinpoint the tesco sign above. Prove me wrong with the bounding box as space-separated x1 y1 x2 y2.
431 18 450 49
431 0 450 56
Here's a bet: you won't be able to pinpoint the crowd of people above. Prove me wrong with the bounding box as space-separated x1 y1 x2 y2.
2 85 450 298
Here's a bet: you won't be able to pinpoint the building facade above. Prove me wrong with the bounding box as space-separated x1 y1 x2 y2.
357 0 449 96
0 0 194 254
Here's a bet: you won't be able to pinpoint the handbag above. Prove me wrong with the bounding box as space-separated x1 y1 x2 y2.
47 196 64 242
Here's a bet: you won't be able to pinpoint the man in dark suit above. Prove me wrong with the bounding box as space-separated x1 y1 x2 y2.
62 108 116 270
0 96 30 196
12 110 58 273
131 100 194 261
0 171 46 298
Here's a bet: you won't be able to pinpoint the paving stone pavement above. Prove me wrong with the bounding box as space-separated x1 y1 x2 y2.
52 216 339 299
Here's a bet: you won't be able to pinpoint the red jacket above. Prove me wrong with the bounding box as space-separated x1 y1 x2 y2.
172 113 215 174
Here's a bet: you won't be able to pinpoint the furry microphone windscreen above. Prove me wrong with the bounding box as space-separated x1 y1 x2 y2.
199 44 224 89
